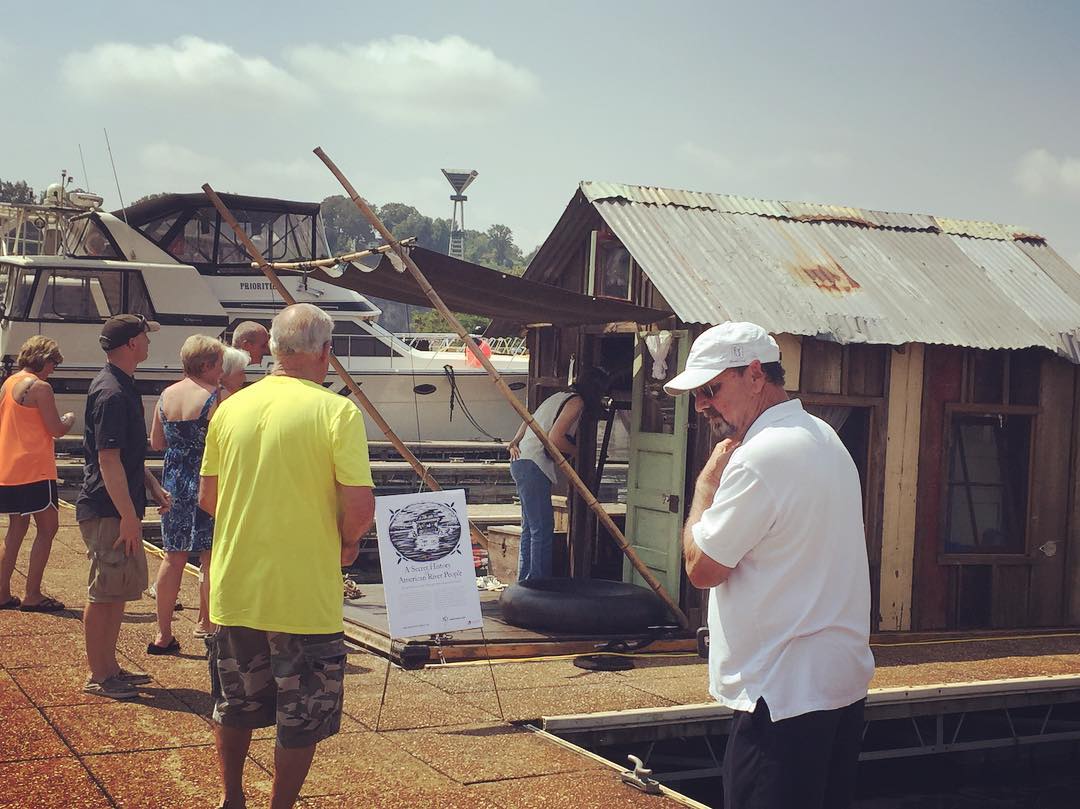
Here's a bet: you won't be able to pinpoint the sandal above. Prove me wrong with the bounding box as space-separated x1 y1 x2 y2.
0 596 20 610
19 596 65 613
146 638 181 656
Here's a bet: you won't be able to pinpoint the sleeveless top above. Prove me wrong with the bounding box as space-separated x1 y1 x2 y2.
0 371 57 485
159 388 218 553
518 391 581 483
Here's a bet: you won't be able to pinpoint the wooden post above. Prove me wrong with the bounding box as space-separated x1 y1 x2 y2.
879 343 924 631
312 147 690 629
201 184 491 552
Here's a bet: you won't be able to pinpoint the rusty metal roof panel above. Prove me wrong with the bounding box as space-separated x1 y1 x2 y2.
581 182 791 218
933 217 1043 241
591 197 1080 358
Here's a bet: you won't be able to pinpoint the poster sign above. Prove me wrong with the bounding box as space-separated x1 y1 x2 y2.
375 489 483 639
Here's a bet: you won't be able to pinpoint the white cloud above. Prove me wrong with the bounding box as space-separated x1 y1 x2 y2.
134 142 326 200
287 35 539 124
61 36 310 105
1015 148 1080 196
680 141 735 174
680 141 850 181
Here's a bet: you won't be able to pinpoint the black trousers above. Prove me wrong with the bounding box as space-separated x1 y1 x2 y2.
722 697 865 809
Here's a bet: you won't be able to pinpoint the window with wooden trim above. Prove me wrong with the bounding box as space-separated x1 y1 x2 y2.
943 412 1031 554
588 230 635 301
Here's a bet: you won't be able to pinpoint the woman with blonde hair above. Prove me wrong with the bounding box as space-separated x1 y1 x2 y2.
147 334 224 653
0 337 75 612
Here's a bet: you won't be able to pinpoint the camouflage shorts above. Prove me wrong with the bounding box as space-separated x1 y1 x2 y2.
207 626 346 749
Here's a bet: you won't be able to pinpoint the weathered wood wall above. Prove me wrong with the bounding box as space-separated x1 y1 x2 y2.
912 347 1076 630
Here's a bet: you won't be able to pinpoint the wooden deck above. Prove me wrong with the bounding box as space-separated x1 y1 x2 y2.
343 585 695 667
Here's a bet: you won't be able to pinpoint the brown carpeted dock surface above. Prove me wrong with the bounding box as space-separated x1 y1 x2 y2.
0 511 690 808
3 509 1080 807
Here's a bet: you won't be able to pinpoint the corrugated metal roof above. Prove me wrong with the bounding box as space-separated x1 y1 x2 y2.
580 181 1040 240
580 182 1080 360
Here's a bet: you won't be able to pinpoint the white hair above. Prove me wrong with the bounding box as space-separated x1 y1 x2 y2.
221 346 250 376
270 303 334 356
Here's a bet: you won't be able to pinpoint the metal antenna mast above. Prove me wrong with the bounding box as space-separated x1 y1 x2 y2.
441 169 477 260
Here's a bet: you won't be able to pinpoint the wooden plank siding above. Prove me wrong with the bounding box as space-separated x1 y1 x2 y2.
879 344 924 631
1068 368 1080 625
775 333 802 391
912 347 1077 630
800 340 843 394
1026 355 1074 625
912 345 964 629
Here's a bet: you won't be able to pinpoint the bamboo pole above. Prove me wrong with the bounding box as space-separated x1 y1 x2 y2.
201 184 492 552
312 147 690 630
250 237 416 272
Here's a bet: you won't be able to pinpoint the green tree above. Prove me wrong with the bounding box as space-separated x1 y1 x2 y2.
484 223 523 270
0 180 35 204
321 195 376 253
409 308 489 334
130 192 169 206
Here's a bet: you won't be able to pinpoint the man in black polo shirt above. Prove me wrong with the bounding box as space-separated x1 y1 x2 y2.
77 314 172 699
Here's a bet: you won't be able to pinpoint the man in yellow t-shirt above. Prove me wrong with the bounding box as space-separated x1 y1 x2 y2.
199 303 374 809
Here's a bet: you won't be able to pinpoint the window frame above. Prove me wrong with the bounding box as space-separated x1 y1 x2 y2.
19 266 155 324
586 229 636 302
938 402 1037 562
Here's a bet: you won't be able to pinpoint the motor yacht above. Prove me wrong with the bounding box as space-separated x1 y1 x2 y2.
0 189 527 443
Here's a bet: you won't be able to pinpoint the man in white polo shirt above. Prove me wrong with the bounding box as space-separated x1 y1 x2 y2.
666 322 874 809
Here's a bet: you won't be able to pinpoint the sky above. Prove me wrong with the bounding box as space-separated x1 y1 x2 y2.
4 1 1079 265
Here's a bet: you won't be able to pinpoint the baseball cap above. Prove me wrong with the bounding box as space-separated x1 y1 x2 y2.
99 314 160 351
663 322 780 395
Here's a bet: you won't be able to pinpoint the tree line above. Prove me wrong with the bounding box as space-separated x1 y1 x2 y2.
320 195 536 331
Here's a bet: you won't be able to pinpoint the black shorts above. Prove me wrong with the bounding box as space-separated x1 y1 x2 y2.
0 480 59 516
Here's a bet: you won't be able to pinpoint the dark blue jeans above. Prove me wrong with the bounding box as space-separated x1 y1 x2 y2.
510 459 553 581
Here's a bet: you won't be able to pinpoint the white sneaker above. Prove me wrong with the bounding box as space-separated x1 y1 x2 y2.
147 583 182 611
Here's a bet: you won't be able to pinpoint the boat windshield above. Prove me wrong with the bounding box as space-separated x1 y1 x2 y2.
119 194 331 274
63 217 123 259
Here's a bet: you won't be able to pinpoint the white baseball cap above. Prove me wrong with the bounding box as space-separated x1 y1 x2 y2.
664 322 780 395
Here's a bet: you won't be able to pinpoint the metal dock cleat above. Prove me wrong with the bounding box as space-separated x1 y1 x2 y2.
620 754 661 794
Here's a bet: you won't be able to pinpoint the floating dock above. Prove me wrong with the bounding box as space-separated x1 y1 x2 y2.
3 510 1079 807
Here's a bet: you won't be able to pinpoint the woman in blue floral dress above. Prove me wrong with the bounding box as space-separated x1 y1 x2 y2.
147 336 224 654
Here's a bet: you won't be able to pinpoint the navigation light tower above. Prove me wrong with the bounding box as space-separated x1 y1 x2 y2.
441 169 478 260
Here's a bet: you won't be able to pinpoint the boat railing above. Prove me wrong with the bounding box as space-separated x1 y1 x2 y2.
332 333 527 365
395 332 527 356
0 203 79 257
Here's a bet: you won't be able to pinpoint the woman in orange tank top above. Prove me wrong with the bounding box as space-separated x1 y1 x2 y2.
0 336 75 612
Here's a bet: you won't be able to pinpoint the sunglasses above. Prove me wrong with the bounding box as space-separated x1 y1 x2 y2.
692 381 719 398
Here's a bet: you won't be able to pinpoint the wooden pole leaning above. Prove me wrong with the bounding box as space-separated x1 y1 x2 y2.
201 184 491 552
250 237 417 273
311 148 690 630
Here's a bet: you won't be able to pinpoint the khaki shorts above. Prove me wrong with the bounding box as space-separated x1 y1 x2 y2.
208 625 346 749
78 517 149 604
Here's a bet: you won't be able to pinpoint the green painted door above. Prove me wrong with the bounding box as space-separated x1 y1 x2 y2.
623 331 690 599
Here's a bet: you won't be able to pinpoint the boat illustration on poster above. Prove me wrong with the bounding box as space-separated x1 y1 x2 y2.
388 501 463 562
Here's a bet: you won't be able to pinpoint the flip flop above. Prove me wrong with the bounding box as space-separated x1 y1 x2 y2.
146 638 181 656
19 596 65 613
0 596 20 610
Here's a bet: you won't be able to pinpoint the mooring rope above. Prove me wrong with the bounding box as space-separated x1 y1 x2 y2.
442 364 501 442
